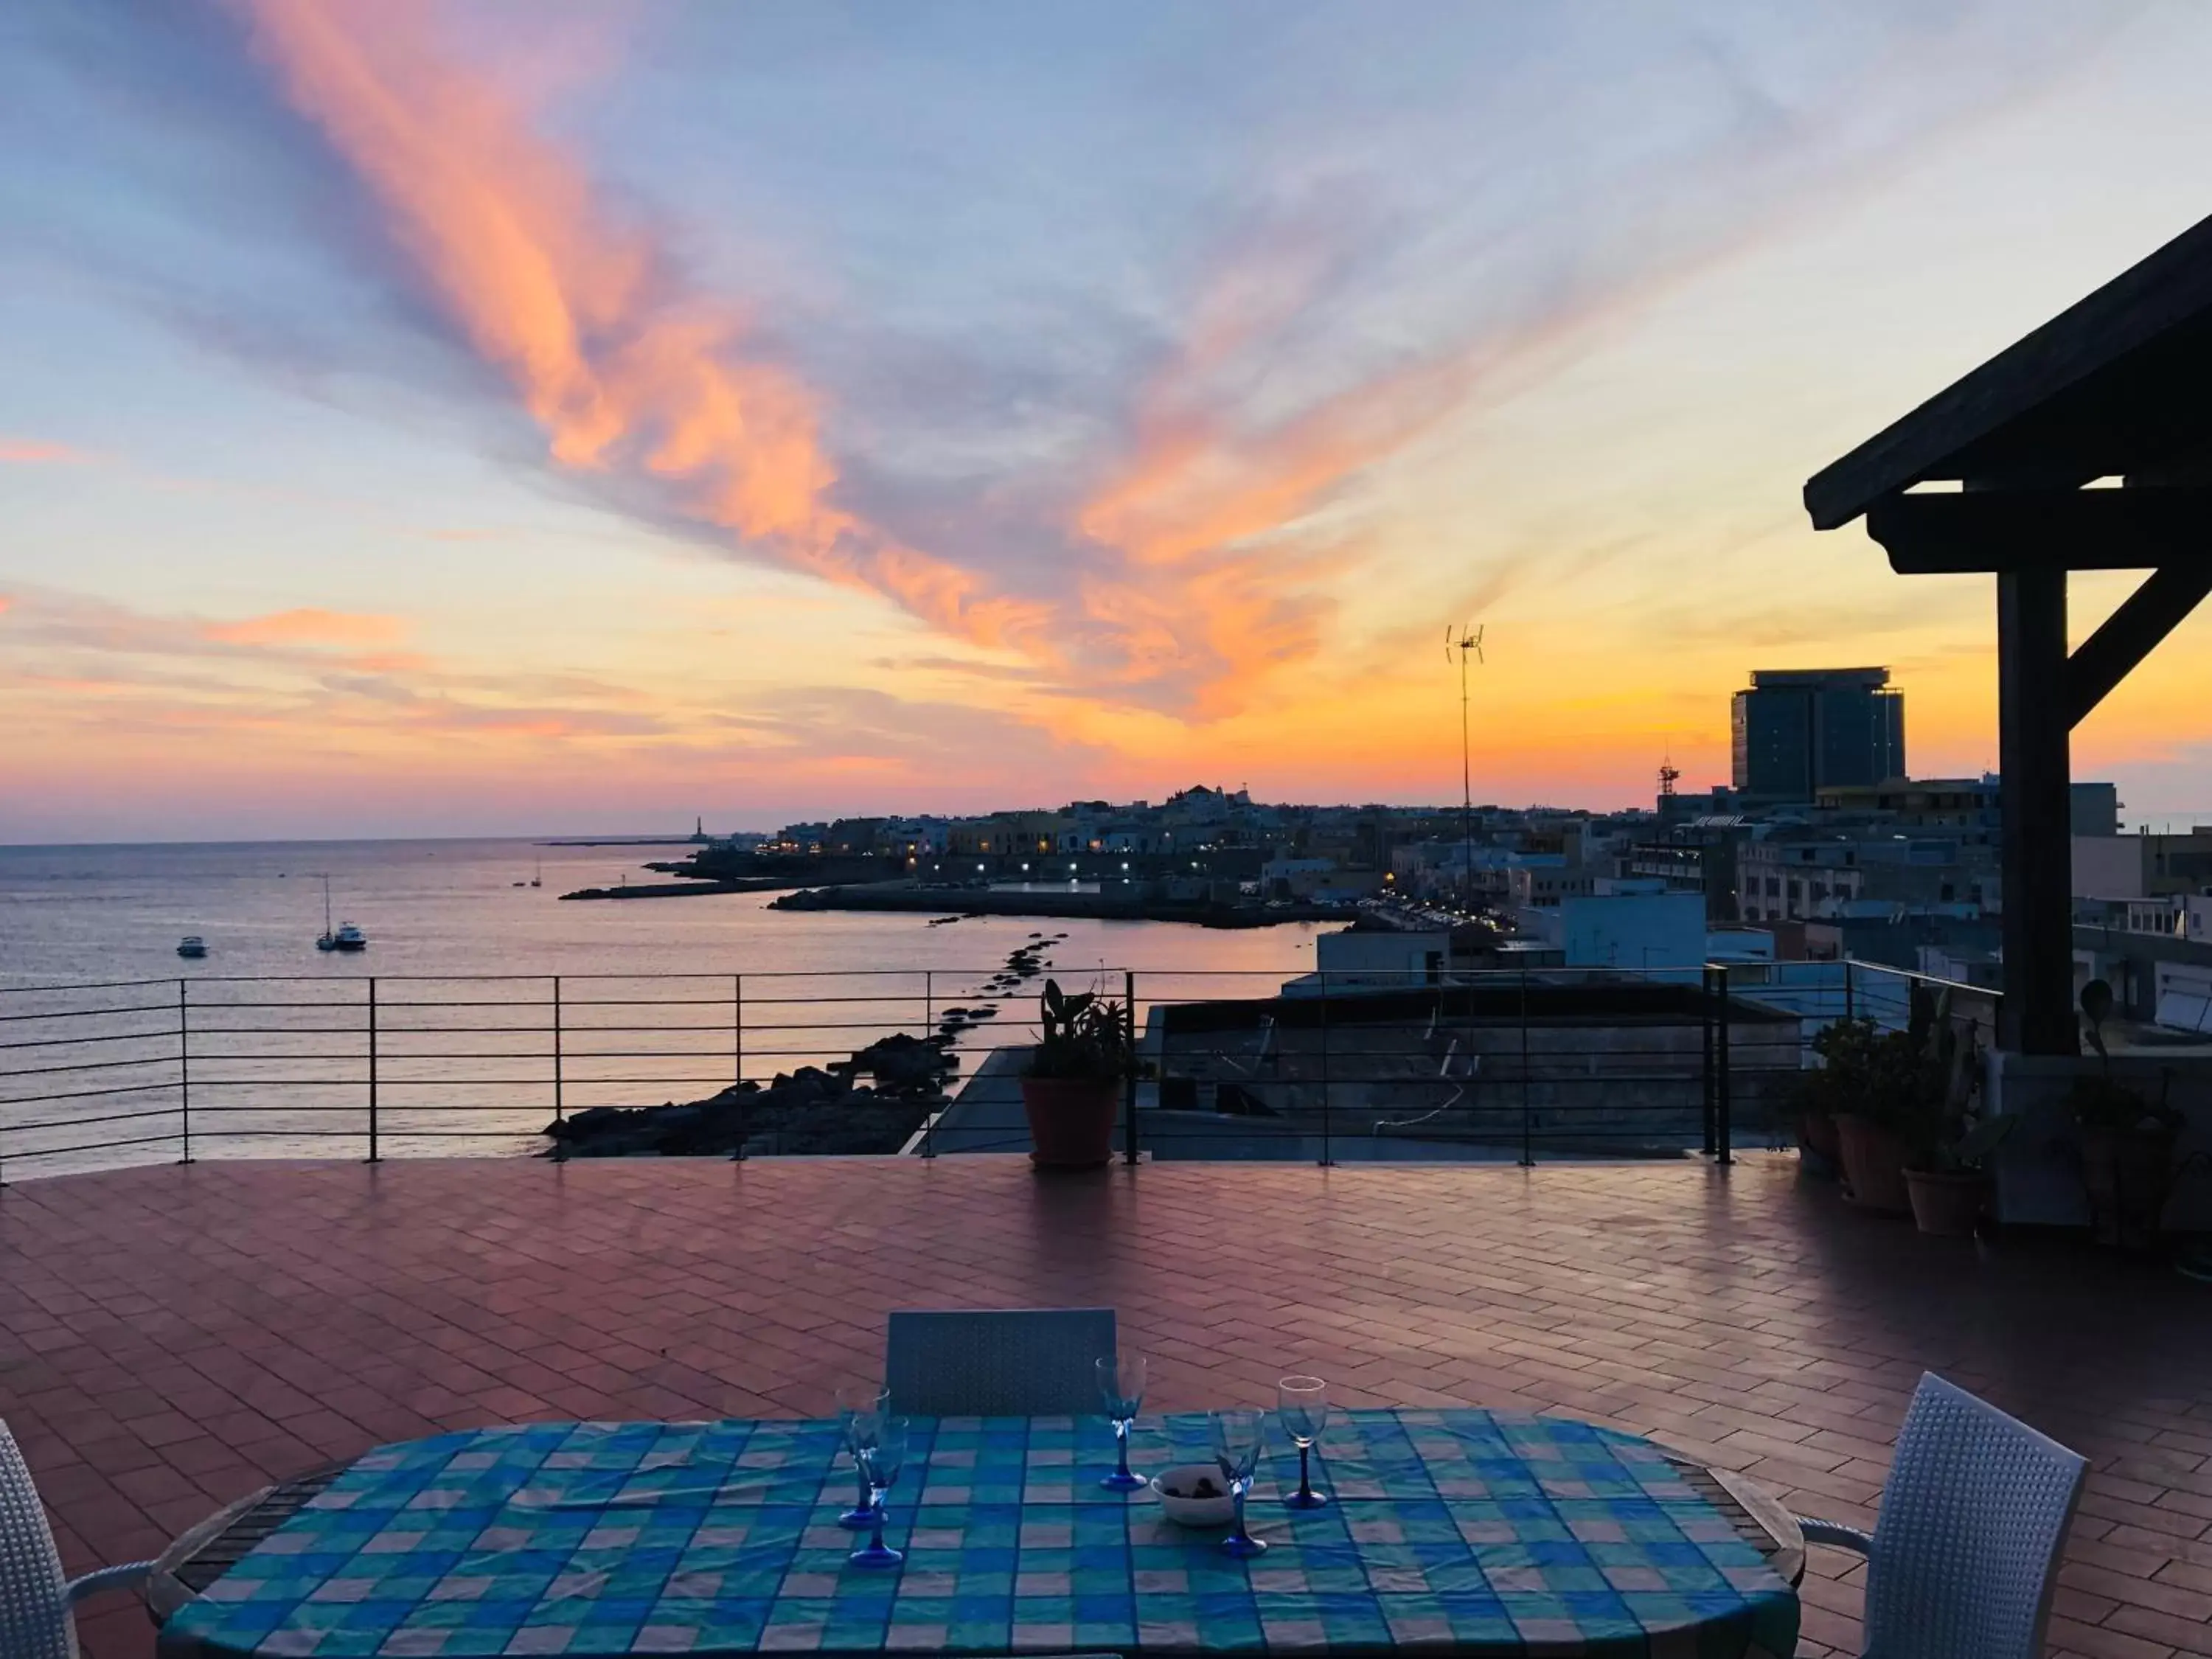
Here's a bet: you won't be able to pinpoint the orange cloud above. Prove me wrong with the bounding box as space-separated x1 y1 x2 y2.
203 608 408 648
237 1 1036 655
0 437 88 465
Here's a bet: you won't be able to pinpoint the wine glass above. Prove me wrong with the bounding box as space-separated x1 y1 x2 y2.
1277 1376 1329 1509
835 1384 888 1529
1096 1354 1148 1491
849 1417 908 1568
1208 1407 1268 1557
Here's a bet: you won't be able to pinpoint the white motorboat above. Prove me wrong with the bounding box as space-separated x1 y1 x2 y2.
313 875 369 952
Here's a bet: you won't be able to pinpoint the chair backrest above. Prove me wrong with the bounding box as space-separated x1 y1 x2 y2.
1862 1372 2087 1659
1 1417 77 1659
886 1307 1118 1416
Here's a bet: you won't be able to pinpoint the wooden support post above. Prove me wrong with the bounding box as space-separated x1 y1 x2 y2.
1997 567 2076 1055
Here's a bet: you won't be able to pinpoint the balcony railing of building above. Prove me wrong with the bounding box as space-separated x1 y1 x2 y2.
0 961 1996 1181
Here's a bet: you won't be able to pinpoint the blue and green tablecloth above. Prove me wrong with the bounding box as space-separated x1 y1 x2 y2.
158 1410 1798 1658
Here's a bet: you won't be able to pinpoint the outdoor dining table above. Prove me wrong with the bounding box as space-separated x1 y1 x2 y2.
153 1410 1801 1659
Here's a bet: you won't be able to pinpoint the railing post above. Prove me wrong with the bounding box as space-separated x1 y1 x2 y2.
1122 970 1139 1166
1701 966 1717 1156
366 977 380 1164
178 978 192 1166
1519 967 1534 1168
552 975 566 1161
1317 972 1332 1167
732 974 747 1162
1714 962 1733 1166
1843 956 1856 1023
920 971 935 1160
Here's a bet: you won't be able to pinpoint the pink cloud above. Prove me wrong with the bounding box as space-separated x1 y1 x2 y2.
237 0 1046 657
0 437 89 465
202 608 408 648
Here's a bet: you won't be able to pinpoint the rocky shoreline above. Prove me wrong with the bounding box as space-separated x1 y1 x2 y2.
557 877 795 900
540 939 1063 1158
541 1032 959 1158
771 883 1338 927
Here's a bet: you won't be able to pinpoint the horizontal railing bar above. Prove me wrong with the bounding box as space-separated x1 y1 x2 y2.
1 1079 181 1106
0 1002 180 1026
132 1105 379 1116
163 1023 368 1035
0 978 182 995
0 1027 181 1051
2 1131 187 1160
1 1105 182 1133
0 1054 192 1079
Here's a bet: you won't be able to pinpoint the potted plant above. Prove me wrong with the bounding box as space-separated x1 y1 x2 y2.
2072 979 2181 1253
1820 1013 1916 1214
1894 987 2013 1236
1791 1018 1870 1180
1019 978 1132 1169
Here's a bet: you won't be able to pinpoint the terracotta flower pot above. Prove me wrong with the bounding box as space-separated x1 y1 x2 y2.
1798 1108 1843 1178
1020 1076 1120 1169
1833 1113 1911 1214
1903 1167 1987 1237
2079 1124 2177 1253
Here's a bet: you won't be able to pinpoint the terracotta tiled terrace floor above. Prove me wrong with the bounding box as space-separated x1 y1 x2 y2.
4 1155 2211 1659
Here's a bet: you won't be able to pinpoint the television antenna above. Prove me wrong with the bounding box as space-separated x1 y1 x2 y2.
1446 625 1484 911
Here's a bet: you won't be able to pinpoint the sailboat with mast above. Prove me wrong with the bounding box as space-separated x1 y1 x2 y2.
313 874 368 952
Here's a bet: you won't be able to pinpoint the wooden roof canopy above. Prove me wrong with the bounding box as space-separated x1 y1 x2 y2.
1805 212 2212 1053
1808 210 2212 532
1806 212 2212 728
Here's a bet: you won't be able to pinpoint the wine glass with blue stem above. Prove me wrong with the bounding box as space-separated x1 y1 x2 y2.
1277 1375 1330 1509
835 1384 888 1529
1096 1353 1148 1491
1210 1407 1268 1557
849 1417 909 1568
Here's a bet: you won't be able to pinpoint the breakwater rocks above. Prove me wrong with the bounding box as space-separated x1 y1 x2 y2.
771 885 1338 927
559 877 795 901
936 936 1062 1037
541 1032 957 1158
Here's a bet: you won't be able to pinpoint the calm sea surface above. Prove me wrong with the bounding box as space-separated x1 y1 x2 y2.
0 838 1332 1176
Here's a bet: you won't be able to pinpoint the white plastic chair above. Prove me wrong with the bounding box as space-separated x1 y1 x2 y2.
1795 1372 2086 1659
2 1417 153 1659
885 1307 1117 1416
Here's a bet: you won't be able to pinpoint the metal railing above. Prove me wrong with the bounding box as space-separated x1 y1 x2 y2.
0 959 1997 1180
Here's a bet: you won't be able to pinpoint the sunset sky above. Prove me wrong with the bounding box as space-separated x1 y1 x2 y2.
5 1 2211 842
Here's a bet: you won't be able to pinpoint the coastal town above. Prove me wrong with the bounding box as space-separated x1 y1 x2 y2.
641 665 2212 1034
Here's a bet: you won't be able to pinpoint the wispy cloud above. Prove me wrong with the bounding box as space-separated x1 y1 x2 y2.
234 0 1048 657
202 607 408 648
0 437 90 465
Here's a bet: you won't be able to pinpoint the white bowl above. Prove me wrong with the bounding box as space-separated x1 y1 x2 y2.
1149 1463 1236 1526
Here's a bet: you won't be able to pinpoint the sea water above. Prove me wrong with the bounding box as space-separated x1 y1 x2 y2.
0 838 1332 1175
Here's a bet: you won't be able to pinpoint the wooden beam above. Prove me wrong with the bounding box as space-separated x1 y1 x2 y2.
2068 564 2212 726
1865 485 2212 574
1804 212 2212 530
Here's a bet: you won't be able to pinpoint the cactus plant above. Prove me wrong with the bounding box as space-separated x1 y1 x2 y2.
1023 978 1133 1082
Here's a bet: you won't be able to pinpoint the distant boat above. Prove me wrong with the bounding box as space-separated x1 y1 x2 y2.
530 857 543 889
176 935 207 959
313 874 369 953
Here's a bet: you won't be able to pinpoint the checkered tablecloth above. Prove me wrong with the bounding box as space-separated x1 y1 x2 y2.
157 1411 1798 1659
